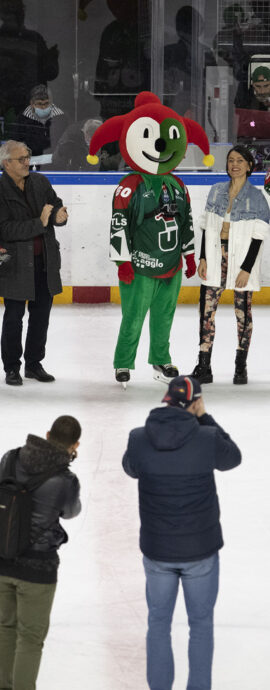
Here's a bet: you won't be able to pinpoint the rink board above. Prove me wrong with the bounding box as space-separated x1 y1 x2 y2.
1 171 270 303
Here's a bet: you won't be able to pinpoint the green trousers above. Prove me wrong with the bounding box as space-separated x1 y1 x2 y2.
114 271 182 369
0 575 56 690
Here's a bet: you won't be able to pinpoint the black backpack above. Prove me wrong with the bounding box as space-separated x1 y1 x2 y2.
0 448 64 560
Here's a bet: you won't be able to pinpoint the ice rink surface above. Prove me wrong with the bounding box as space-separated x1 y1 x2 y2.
0 302 269 690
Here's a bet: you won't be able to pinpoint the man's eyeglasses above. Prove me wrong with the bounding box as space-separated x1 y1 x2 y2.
9 155 31 164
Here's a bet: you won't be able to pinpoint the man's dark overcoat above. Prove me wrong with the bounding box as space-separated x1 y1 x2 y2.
0 170 65 300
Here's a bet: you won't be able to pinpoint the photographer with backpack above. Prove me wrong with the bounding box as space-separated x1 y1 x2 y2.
0 415 81 690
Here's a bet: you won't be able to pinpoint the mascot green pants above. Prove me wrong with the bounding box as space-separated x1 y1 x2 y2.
114 271 182 369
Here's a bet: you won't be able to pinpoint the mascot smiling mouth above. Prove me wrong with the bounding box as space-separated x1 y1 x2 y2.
143 151 174 163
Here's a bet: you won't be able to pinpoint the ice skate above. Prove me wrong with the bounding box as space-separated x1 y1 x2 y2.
153 364 179 384
115 368 130 389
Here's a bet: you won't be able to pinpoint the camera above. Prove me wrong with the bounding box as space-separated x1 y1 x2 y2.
160 202 178 218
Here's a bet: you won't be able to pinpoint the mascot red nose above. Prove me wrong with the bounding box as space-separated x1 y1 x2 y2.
88 91 214 387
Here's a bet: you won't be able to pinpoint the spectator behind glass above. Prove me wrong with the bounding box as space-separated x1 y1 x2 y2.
51 117 122 171
0 0 59 131
245 66 270 111
94 0 150 120
213 3 245 68
164 5 216 117
11 84 68 164
213 3 270 111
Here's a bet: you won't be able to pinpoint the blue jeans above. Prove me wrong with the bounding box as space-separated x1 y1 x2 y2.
143 553 219 690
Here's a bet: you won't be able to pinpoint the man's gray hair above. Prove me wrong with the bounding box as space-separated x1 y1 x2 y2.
82 118 102 139
0 141 31 168
30 83 52 102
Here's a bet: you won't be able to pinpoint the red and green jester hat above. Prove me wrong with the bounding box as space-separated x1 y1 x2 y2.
87 90 214 283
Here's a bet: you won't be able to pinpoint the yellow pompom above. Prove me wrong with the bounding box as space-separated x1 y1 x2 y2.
87 154 99 165
203 154 215 167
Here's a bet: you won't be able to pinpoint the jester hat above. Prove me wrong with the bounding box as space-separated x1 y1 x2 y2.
87 91 214 175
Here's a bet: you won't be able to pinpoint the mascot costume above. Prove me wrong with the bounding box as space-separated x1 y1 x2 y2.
87 91 214 386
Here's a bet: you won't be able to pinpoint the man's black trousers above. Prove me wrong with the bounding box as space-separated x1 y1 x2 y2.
1 255 53 372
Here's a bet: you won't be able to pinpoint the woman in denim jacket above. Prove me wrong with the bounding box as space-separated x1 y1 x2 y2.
192 146 270 384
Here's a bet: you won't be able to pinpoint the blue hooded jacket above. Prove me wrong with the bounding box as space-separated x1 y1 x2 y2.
123 407 241 562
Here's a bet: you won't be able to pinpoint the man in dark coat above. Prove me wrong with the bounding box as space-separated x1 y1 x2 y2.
123 375 241 690
0 139 68 385
0 414 81 690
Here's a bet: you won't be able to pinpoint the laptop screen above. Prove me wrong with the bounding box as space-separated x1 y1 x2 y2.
235 108 270 139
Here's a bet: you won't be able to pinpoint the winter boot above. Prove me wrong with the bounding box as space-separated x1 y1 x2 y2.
233 350 248 385
191 351 213 384
153 364 179 383
115 368 130 383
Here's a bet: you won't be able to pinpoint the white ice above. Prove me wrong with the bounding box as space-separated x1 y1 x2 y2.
0 302 269 690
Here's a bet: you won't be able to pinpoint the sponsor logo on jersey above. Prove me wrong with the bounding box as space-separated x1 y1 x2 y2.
143 190 155 198
132 250 164 269
111 212 127 230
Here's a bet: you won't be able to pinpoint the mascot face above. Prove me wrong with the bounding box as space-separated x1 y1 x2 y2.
125 116 187 175
88 91 214 174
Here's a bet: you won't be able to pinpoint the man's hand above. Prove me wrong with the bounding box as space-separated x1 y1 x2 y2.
185 253 196 278
0 247 11 264
235 270 249 289
40 204 54 227
118 262 135 284
195 396 206 417
55 206 68 224
198 259 207 280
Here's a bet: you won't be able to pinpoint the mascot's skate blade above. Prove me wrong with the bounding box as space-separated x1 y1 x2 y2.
153 371 175 385
115 369 130 387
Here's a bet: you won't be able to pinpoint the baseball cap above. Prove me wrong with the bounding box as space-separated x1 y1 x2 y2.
252 66 270 82
162 375 201 408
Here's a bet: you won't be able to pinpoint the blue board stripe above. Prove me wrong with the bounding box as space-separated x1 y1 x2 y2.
37 172 267 186
0 171 266 186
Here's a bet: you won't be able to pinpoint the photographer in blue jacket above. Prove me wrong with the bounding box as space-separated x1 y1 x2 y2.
123 375 241 690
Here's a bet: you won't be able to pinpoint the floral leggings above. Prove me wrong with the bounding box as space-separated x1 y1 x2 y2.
199 242 253 354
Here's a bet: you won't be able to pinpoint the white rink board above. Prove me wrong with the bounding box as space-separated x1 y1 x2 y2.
53 181 270 288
